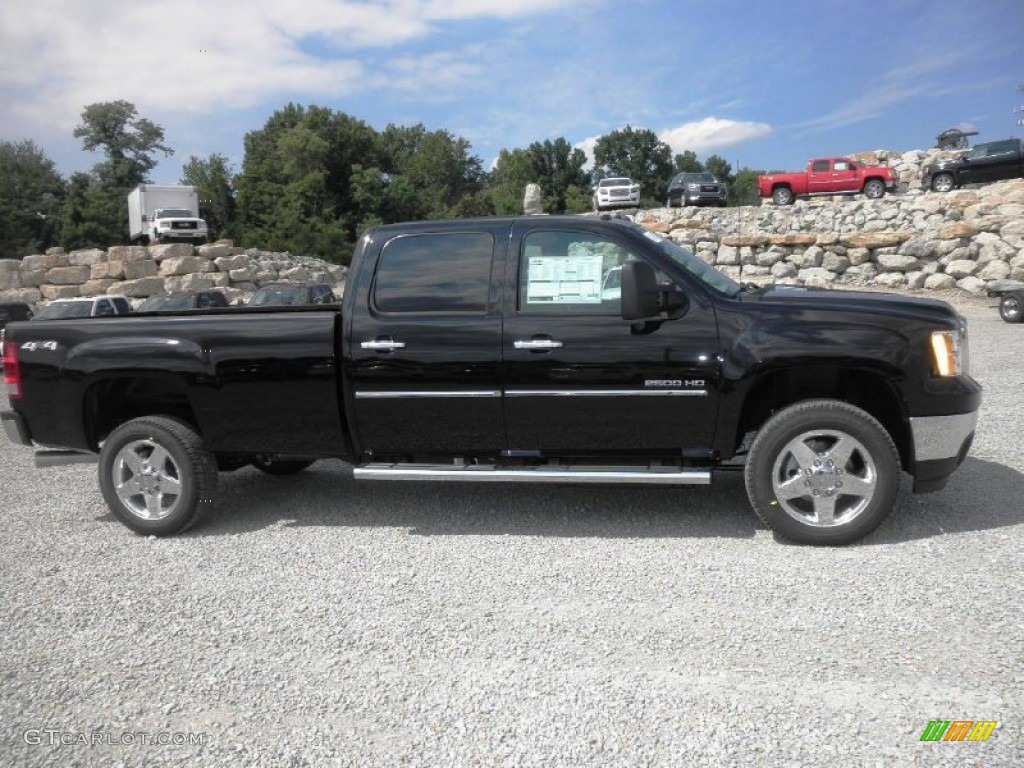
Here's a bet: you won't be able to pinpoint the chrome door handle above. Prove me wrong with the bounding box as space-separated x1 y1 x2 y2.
361 339 406 351
514 339 563 350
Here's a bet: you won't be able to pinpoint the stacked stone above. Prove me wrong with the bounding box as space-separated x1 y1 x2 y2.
0 241 348 308
635 177 1024 294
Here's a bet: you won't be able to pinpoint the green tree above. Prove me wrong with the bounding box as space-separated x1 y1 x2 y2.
69 101 173 245
593 125 673 206
488 148 537 215
181 153 237 241
703 155 734 187
0 139 65 258
60 172 120 250
526 138 590 213
730 168 763 207
235 104 382 260
73 100 173 187
382 124 485 219
673 150 704 174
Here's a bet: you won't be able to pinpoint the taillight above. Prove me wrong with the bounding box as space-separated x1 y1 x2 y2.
3 342 21 401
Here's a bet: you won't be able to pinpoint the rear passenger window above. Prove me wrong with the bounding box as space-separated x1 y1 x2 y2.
373 232 493 314
112 298 130 313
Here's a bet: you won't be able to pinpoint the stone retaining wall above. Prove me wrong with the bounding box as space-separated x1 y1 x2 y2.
0 241 348 307
636 178 1024 293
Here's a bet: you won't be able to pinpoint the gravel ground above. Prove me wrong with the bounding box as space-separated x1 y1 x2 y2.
1 294 1022 767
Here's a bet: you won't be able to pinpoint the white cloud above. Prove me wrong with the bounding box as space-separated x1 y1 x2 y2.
573 136 599 169
0 0 579 131
658 118 772 156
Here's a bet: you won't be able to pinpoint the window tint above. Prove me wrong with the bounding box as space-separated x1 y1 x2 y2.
112 298 130 313
518 230 638 315
987 140 1015 155
374 232 493 313
811 160 830 172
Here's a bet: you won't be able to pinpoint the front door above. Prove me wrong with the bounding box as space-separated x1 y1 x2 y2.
501 224 720 457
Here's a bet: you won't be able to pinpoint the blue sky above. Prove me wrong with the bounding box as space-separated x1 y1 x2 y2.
1 0 1021 184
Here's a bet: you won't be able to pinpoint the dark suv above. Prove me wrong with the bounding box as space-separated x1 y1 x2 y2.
666 172 728 208
247 283 338 307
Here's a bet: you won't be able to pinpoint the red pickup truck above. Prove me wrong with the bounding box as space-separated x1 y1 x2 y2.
758 158 898 205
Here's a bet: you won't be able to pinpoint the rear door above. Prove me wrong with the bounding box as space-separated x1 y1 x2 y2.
807 159 833 194
501 223 720 456
345 225 506 457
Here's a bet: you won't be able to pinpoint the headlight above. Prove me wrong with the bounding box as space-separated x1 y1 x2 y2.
930 321 968 377
687 183 699 190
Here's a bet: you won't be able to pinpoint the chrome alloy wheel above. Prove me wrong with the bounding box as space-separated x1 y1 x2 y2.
1002 295 1021 321
770 429 877 527
112 439 183 520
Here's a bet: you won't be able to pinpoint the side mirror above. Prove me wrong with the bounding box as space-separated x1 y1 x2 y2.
621 261 660 320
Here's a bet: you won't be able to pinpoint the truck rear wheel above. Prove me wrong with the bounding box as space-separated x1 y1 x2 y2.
772 186 794 206
1000 292 1024 323
98 416 217 536
744 400 900 545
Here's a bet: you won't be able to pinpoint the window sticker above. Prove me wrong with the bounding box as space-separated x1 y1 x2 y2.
525 253 604 304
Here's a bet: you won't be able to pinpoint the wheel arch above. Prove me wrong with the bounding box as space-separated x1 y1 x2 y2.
732 365 910 470
84 375 201 449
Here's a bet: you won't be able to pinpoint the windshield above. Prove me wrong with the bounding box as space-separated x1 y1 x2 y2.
248 285 309 306
685 173 717 183
34 302 93 319
138 294 194 311
155 209 194 218
640 230 741 297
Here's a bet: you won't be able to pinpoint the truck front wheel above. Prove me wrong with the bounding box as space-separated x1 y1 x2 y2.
931 173 955 193
98 416 217 536
744 400 900 545
772 186 794 205
863 179 886 199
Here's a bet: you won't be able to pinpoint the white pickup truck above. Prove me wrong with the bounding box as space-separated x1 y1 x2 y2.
33 296 133 319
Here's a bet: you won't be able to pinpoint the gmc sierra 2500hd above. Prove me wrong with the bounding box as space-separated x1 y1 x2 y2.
1 216 980 544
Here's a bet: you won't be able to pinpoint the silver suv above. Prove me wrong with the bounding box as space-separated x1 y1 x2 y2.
593 177 641 211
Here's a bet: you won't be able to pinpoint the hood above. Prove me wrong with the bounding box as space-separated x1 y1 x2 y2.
750 285 959 325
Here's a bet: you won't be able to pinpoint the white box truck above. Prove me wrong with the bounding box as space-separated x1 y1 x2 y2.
127 185 209 245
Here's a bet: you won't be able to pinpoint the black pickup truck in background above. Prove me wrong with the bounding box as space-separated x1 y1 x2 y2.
923 138 1024 192
1 216 981 544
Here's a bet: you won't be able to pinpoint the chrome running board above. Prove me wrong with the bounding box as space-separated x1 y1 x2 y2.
353 463 711 485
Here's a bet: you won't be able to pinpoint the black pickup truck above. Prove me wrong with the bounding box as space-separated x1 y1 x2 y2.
1 216 981 544
923 138 1024 192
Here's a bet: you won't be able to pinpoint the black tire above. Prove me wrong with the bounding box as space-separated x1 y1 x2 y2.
772 186 794 206
863 179 886 199
931 173 955 193
744 399 900 545
98 416 217 536
251 458 316 475
999 292 1024 323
